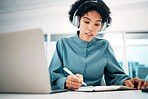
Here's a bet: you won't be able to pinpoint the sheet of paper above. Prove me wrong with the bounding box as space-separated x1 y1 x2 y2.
76 86 136 91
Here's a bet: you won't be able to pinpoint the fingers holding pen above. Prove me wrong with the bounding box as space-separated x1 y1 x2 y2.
76 74 83 82
65 75 82 90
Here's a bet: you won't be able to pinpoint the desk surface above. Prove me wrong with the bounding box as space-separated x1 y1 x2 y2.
0 90 147 99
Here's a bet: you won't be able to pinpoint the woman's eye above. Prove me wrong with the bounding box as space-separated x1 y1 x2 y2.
95 24 100 26
84 21 89 24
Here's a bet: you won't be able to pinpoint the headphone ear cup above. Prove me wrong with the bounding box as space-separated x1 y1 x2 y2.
72 16 80 28
100 22 107 32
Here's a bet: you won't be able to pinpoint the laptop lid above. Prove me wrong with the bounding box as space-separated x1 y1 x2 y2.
0 28 51 93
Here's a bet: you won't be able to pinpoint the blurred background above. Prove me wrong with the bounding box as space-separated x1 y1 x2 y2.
0 0 148 81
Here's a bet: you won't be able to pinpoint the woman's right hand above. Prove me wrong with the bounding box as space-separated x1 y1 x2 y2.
65 74 83 90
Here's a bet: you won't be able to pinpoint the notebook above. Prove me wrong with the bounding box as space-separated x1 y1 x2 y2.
0 28 68 94
75 86 136 92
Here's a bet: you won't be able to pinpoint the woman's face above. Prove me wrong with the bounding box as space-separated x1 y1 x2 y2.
79 11 102 42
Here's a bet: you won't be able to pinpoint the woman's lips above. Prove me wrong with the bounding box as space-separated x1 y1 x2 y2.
85 33 93 36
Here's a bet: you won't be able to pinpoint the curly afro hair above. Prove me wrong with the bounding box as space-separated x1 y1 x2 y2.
68 0 112 28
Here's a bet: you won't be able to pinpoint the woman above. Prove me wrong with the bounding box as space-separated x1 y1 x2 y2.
49 0 148 90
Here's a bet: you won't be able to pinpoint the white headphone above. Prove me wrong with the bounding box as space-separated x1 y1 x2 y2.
72 0 108 31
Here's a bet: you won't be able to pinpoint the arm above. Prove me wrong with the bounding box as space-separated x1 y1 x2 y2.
104 41 148 89
49 40 67 90
104 41 131 85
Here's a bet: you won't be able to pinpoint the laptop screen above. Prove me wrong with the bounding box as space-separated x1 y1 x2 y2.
0 28 51 93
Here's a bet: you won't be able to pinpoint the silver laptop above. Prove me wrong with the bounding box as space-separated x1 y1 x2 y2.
0 28 67 94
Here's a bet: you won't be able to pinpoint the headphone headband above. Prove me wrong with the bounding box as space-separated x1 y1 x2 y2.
76 1 98 14
72 1 98 24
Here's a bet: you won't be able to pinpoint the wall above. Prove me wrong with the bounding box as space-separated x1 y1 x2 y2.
0 1 148 34
109 1 148 31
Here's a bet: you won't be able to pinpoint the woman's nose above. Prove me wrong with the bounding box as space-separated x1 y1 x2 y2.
88 24 94 32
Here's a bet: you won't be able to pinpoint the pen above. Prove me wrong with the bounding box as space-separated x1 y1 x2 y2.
63 67 87 86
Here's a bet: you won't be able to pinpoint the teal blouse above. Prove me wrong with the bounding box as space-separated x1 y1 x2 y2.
49 32 130 90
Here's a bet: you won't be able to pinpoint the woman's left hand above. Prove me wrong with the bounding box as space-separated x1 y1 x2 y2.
124 77 148 89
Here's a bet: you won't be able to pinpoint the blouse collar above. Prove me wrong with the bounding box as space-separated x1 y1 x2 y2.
74 31 96 48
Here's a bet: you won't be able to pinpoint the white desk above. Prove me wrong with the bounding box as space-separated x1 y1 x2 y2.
0 90 147 99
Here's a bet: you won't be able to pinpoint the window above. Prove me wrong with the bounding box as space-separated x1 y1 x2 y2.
125 32 148 81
